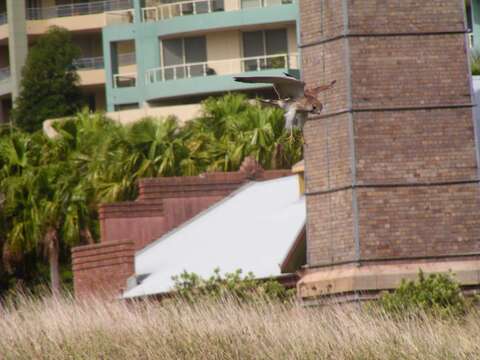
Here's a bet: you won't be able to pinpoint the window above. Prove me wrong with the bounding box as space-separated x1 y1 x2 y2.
162 36 207 80
242 29 288 71
241 0 291 9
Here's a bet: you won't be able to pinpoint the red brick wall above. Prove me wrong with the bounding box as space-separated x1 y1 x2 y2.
100 169 292 250
72 241 134 299
73 160 293 299
301 0 480 267
137 173 246 201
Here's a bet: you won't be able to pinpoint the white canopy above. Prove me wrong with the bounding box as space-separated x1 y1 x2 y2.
123 175 306 298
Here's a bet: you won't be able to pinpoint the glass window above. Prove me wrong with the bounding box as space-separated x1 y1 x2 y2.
241 0 260 8
242 29 288 71
162 36 207 80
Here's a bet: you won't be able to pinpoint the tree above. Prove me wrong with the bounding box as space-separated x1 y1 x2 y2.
12 26 84 132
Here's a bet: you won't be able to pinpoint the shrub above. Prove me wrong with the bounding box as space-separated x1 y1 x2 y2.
471 52 480 76
172 268 295 303
379 270 469 317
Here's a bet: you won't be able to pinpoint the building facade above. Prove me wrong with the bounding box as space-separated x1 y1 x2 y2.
0 0 300 122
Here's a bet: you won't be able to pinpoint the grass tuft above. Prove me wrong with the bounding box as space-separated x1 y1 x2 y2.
0 294 479 359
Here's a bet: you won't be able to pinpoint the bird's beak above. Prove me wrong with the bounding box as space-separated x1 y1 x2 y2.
314 104 324 114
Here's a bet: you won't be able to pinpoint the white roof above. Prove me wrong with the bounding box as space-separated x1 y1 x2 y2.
123 175 306 298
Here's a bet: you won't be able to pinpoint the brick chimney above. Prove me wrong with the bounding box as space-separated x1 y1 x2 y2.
298 0 480 300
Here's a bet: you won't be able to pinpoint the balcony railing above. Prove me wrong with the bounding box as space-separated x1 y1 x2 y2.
0 67 10 83
142 0 293 22
74 56 105 70
72 53 134 70
0 13 6 26
27 0 132 20
105 8 135 25
113 72 137 88
145 53 299 84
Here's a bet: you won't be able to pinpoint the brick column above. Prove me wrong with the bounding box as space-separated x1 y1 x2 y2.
298 0 480 300
72 241 134 299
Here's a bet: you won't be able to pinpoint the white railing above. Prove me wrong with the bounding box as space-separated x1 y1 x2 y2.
0 67 10 83
142 0 293 22
74 56 105 70
27 0 132 20
105 8 135 25
0 13 6 26
145 53 299 84
469 33 474 49
113 72 137 88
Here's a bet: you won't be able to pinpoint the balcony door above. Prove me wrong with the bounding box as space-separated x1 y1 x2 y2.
162 36 207 80
242 29 288 72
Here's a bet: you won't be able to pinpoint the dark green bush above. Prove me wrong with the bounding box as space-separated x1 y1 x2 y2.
172 268 295 303
379 270 470 317
471 52 480 76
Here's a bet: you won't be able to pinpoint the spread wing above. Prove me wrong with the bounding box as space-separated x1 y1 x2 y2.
234 75 305 100
304 80 336 98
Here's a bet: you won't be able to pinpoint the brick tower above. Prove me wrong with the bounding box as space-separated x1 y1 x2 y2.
298 0 480 300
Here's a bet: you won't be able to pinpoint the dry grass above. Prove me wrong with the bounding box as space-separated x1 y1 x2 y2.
0 294 479 359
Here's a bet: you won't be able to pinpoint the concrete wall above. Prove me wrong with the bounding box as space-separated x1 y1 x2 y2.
7 0 28 100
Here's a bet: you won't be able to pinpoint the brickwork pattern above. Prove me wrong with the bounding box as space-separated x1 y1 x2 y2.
299 0 344 45
100 200 164 219
350 35 471 108
357 184 480 259
301 0 480 269
72 241 134 299
355 108 477 184
347 0 465 34
301 40 349 114
307 189 355 265
304 113 352 193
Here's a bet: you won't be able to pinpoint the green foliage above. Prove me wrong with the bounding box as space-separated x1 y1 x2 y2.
172 268 295 303
379 270 470 317
12 26 84 132
472 56 480 76
0 94 303 295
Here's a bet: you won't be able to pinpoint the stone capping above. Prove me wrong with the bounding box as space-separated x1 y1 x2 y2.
297 258 480 299
72 240 134 272
99 200 164 219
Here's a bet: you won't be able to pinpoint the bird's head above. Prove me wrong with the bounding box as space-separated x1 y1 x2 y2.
310 99 323 114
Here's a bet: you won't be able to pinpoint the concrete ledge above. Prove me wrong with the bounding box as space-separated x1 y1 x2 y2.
298 258 480 299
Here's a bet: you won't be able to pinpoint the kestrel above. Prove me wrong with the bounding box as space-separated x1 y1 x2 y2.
234 73 335 130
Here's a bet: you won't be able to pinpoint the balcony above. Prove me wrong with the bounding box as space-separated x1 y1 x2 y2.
27 0 132 20
146 53 298 84
142 0 294 22
140 53 298 101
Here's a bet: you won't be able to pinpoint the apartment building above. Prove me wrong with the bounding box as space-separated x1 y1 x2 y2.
0 0 299 123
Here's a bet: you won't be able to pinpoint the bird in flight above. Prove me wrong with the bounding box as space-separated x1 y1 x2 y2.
234 73 335 130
